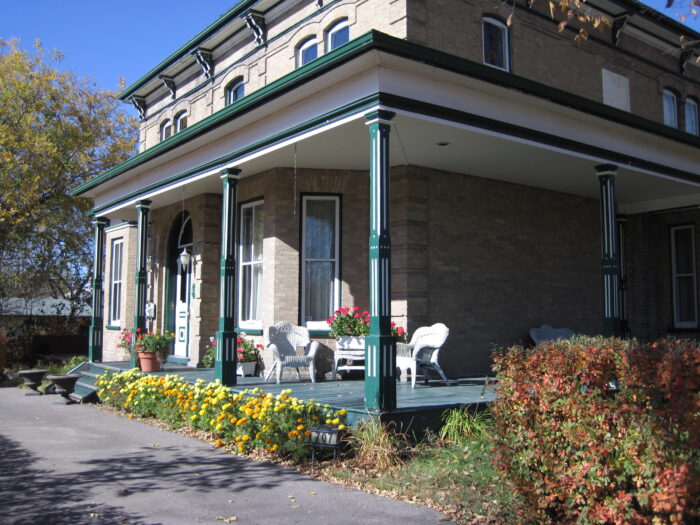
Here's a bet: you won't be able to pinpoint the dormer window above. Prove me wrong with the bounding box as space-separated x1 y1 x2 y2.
663 89 678 128
297 37 318 67
325 19 349 52
482 17 510 72
225 78 245 105
174 111 188 133
160 119 172 141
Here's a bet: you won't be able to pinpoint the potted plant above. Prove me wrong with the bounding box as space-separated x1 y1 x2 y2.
236 333 261 376
327 307 406 349
133 328 174 372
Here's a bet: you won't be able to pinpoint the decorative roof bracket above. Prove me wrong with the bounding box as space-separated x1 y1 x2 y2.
130 96 147 121
159 75 177 99
243 10 267 46
680 48 695 75
612 15 629 46
316 0 323 7
193 48 214 80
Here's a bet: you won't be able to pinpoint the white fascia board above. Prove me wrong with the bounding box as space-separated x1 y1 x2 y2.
376 58 700 176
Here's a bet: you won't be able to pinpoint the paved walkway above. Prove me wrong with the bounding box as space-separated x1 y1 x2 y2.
0 387 447 525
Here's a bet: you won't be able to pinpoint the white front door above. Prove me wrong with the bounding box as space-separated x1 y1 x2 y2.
174 258 191 357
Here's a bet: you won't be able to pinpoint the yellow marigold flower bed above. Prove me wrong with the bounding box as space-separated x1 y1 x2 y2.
95 369 346 459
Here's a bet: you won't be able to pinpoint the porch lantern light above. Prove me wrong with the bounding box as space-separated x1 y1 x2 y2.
308 424 345 461
179 248 191 269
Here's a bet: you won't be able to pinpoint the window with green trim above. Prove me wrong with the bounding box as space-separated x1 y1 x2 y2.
109 238 124 325
238 200 264 329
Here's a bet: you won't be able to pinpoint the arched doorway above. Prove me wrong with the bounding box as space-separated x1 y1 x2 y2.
167 213 193 359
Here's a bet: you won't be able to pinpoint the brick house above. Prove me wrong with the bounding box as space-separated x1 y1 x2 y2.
72 0 700 410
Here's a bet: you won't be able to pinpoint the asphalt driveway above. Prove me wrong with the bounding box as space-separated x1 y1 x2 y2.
0 386 447 525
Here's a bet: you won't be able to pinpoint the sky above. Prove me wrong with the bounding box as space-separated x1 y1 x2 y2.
0 0 698 96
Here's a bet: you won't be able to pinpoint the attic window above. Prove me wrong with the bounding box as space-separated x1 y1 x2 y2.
297 37 318 67
325 19 349 52
174 111 188 133
483 17 510 71
225 78 245 105
663 89 679 128
160 120 172 141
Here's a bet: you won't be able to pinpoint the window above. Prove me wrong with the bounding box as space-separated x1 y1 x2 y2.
225 78 245 105
685 98 699 135
325 19 349 52
297 37 318 67
301 196 339 329
238 201 264 328
160 120 172 141
109 238 124 325
663 89 678 128
601 69 630 112
671 225 697 329
482 17 510 71
174 111 188 133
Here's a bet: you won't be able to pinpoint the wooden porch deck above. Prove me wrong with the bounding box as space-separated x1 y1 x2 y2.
99 361 496 431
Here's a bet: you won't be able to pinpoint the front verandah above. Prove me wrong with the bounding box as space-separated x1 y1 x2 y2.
97 360 495 429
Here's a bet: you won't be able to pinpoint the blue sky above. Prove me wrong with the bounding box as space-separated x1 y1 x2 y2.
0 0 697 95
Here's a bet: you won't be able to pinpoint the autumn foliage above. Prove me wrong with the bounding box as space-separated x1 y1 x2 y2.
492 337 699 524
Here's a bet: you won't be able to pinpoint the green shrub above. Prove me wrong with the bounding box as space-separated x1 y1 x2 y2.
492 336 699 524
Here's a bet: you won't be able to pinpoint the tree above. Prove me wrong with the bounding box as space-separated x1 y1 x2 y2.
0 39 138 361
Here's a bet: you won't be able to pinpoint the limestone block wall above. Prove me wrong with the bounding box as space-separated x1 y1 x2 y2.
102 222 137 362
139 0 409 150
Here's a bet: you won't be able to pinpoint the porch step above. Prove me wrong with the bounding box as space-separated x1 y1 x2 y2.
63 361 119 404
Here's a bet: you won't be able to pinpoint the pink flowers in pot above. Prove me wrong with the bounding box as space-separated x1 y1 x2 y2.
327 306 406 339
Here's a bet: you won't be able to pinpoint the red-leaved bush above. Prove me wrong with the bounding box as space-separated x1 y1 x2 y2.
492 337 700 524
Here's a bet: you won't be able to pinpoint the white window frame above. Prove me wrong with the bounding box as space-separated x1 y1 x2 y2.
663 89 678 128
301 195 340 331
160 119 172 141
482 17 510 72
174 111 188 134
109 238 124 326
225 78 245 105
685 98 699 136
237 200 264 330
671 225 698 329
296 36 318 68
325 19 349 52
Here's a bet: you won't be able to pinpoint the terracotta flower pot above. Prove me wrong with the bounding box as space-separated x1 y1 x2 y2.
138 351 161 372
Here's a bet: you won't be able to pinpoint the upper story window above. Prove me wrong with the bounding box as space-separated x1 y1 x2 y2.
174 111 188 133
663 89 678 128
685 98 699 136
297 36 318 68
671 225 697 329
109 238 124 325
160 119 172 141
483 17 510 72
601 69 630 112
325 19 349 52
225 78 245 106
238 200 264 328
301 195 340 330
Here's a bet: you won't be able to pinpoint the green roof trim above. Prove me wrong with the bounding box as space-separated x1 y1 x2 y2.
77 30 700 198
119 0 258 101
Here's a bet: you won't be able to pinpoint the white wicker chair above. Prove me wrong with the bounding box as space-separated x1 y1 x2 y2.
264 322 319 384
396 323 450 388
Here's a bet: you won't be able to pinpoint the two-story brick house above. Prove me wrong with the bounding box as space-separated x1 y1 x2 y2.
73 0 700 410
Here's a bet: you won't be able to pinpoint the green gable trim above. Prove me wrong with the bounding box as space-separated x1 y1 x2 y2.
78 30 700 198
119 0 261 101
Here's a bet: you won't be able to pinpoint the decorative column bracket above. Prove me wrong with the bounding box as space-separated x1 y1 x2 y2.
680 48 695 76
242 10 267 46
597 165 622 337
159 75 176 99
132 200 151 368
88 217 109 362
365 109 397 412
130 96 147 121
612 15 629 46
216 168 241 385
192 48 214 80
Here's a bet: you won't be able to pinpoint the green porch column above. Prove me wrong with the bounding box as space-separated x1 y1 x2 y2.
365 110 397 411
216 168 241 385
597 165 621 336
132 200 151 368
88 217 109 362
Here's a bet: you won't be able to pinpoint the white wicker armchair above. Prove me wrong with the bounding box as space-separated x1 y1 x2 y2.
396 323 450 388
264 322 319 384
